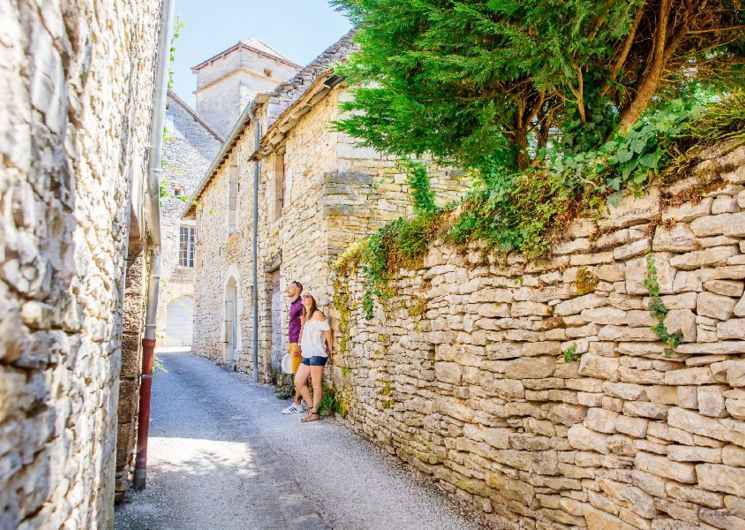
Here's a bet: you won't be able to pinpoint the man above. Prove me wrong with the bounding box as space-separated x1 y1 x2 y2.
281 280 307 414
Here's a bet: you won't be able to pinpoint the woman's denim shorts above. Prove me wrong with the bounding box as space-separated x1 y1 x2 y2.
301 356 328 367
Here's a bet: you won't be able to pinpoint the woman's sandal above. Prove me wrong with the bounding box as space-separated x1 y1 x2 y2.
301 409 320 423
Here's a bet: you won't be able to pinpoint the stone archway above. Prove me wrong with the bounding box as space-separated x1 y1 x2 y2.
165 295 194 347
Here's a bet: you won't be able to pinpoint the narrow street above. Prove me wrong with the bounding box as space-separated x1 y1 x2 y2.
114 351 478 530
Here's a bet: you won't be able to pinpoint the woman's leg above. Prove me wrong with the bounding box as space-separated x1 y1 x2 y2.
309 364 324 411
294 363 312 408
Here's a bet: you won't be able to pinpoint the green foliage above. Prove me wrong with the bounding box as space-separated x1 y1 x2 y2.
563 343 580 363
167 17 184 91
333 0 744 173
154 354 168 374
273 381 295 400
334 95 745 317
644 252 683 356
403 160 438 214
317 384 352 417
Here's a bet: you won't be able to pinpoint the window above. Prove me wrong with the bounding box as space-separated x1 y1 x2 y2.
179 226 196 267
273 150 286 221
228 165 239 234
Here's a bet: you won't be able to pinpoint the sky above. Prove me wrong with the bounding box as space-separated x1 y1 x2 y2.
172 0 353 107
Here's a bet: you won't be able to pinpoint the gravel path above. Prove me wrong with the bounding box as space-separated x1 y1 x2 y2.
115 351 479 530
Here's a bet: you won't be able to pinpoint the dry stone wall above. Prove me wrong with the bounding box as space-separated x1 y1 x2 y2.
1 0 160 527
333 143 745 529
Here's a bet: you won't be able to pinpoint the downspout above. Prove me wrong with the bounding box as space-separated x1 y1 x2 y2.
133 0 175 491
247 102 260 383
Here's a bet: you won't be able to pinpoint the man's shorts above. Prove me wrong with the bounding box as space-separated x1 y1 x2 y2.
289 343 302 374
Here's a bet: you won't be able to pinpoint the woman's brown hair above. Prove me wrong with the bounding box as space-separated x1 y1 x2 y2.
302 294 318 322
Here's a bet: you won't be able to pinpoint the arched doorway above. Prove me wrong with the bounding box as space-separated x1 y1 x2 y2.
224 278 238 363
166 296 193 347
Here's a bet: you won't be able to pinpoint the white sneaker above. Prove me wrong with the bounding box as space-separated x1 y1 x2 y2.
281 402 304 414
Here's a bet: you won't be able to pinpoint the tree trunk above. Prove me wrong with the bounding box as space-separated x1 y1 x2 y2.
618 0 673 132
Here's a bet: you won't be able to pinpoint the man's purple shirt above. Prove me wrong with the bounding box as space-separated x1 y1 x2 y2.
289 297 302 343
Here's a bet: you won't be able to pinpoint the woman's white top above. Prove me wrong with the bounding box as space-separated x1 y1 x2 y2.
300 317 331 357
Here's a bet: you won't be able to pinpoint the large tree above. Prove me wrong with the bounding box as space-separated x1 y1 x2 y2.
333 0 744 173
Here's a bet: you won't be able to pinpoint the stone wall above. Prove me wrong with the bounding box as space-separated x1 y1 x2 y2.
192 84 468 381
1 0 160 527
332 143 745 529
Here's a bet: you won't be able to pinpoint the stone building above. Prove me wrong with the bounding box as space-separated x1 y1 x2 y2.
155 40 299 349
157 91 222 347
191 39 301 139
1 0 165 527
185 33 469 378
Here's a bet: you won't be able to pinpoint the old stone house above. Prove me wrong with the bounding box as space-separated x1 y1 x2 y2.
1 0 168 527
185 33 469 379
157 41 300 349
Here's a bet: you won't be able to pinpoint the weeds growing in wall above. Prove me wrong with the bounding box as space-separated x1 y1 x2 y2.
644 251 684 356
333 94 745 326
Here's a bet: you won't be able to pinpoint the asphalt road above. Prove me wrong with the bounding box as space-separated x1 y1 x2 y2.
114 351 478 530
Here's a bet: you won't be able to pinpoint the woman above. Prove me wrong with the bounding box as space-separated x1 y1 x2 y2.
295 291 333 422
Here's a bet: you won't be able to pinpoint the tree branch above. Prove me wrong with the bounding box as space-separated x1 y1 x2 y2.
600 3 646 97
618 0 673 132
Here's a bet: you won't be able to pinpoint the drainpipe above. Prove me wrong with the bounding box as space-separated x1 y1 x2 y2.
133 0 175 491
247 102 260 383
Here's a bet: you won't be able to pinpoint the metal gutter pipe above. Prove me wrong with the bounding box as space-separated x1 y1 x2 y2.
247 101 260 383
134 0 175 491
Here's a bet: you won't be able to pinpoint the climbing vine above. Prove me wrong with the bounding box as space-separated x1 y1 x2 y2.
644 251 683 356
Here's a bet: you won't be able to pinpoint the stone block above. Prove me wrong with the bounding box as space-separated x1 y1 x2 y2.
722 445 745 466
599 188 660 230
635 452 697 483
663 309 697 342
736 293 745 317
622 401 669 420
653 223 696 252
711 196 737 214
578 354 619 382
690 212 745 238
666 483 723 510
696 464 745 496
704 280 744 297
716 318 745 340
668 407 745 446
669 246 738 271
662 197 712 223
615 415 648 438
555 293 608 316
627 254 675 294
697 386 727 417
667 445 722 463
435 362 462 384
699 509 745 530
504 356 555 379
697 292 737 321
586 407 618 434
664 367 715 386
726 398 745 420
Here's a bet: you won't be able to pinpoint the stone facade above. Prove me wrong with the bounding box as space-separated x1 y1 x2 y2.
157 91 222 347
188 34 469 379
332 143 745 529
192 40 301 138
1 0 161 527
